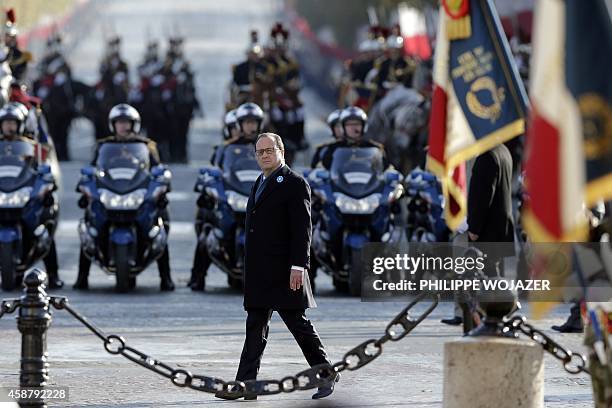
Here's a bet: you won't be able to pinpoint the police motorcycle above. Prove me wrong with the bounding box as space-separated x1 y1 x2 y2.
76 143 171 292
308 147 404 296
0 136 58 291
194 143 260 289
404 167 449 243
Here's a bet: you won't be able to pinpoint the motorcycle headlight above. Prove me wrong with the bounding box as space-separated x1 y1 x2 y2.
0 186 33 208
226 190 249 212
99 188 147 210
334 192 381 214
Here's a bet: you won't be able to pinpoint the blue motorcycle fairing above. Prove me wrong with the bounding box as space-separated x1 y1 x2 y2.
345 232 369 250
0 226 20 243
110 228 134 245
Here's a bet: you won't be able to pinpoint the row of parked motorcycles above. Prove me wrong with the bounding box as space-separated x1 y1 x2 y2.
194 143 448 296
0 135 172 292
0 136 446 295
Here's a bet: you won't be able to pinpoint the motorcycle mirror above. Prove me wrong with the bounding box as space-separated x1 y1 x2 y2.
80 166 95 177
38 164 51 175
207 168 222 178
385 170 401 183
314 169 329 180
151 165 165 177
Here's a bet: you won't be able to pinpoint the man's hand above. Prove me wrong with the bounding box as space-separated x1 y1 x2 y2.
468 231 479 241
289 268 304 291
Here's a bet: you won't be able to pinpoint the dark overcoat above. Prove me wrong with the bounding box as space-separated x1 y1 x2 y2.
243 164 316 309
467 143 515 247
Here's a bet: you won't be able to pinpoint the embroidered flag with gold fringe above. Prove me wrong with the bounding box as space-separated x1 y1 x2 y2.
427 0 528 231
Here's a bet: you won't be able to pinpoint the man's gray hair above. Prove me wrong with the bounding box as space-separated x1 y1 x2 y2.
256 132 284 151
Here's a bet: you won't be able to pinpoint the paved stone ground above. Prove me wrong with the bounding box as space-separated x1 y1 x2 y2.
0 0 594 406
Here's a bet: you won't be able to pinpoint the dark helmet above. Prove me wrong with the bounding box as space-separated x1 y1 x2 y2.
340 106 368 135
223 109 238 140
235 102 264 133
108 103 141 134
0 103 26 135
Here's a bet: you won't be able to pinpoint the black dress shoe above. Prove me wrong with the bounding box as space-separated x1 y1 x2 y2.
160 279 175 291
214 386 256 400
312 373 340 399
214 389 242 400
551 323 584 333
48 278 64 289
72 279 89 290
441 316 463 326
190 282 205 292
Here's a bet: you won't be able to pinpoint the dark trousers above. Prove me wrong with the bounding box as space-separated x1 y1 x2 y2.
236 308 330 381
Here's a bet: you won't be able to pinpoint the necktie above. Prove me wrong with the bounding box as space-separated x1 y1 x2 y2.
254 176 266 202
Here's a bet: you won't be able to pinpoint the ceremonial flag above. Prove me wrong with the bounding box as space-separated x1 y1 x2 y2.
427 0 529 231
398 4 433 60
524 0 612 242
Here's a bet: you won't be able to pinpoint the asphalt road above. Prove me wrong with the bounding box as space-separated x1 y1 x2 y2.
0 0 593 407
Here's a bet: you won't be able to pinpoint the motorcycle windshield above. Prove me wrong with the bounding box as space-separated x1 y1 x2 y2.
330 147 384 198
221 144 260 196
0 140 37 191
96 142 150 193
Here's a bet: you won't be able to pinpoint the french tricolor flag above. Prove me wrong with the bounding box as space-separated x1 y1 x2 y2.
523 0 612 242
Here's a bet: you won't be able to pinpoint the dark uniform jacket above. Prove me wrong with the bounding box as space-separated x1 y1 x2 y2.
310 140 335 169
467 143 515 244
215 136 255 168
7 46 32 81
243 164 316 310
91 134 161 167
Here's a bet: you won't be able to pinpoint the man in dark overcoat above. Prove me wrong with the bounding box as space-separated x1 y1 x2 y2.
215 132 338 401
467 143 515 275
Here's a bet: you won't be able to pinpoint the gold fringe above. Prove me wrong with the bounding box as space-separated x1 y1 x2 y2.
446 15 471 40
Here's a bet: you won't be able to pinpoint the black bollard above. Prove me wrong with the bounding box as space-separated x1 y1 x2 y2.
17 268 51 408
468 288 519 337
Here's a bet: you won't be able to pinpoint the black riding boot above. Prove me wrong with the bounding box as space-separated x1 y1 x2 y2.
44 241 63 289
73 249 91 290
158 247 175 291
189 243 211 291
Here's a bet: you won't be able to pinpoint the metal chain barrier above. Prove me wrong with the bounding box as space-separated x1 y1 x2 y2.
48 292 440 397
504 315 590 375
0 299 20 319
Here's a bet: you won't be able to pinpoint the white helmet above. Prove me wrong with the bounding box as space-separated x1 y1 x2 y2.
340 106 368 135
0 103 26 135
223 109 238 140
235 102 264 134
326 109 342 137
108 103 141 134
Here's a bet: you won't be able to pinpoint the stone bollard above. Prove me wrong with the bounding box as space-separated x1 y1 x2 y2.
443 337 544 408
17 268 51 408
443 289 544 408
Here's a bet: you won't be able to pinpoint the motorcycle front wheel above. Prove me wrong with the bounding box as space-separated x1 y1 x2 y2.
114 245 131 293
